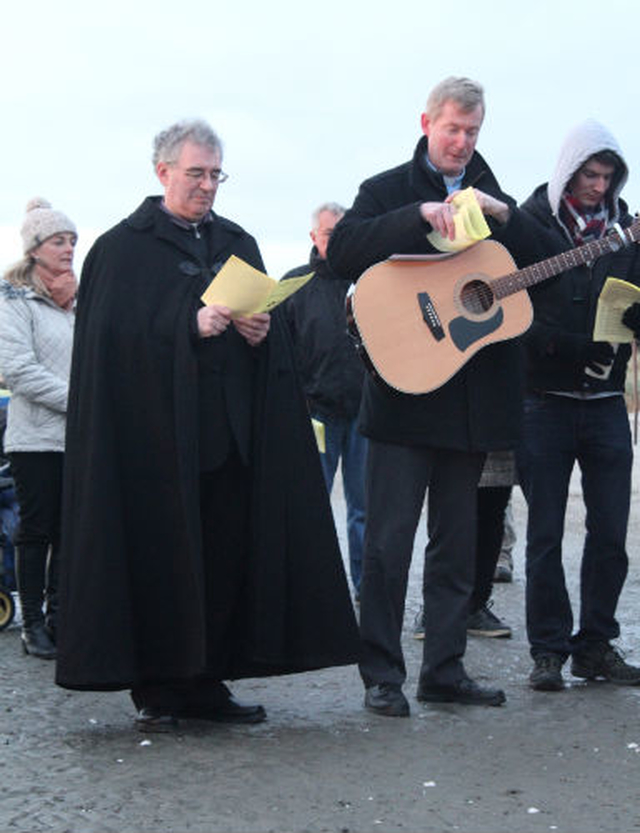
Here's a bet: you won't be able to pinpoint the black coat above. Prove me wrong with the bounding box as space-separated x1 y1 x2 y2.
327 136 536 452
282 249 364 421
519 185 640 393
56 197 359 691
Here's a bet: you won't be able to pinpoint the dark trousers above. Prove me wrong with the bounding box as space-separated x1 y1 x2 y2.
470 485 512 611
517 394 631 659
317 414 366 595
9 452 63 547
132 453 250 710
359 440 485 689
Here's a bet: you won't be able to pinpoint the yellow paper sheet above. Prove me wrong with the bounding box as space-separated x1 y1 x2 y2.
426 187 491 253
201 255 314 317
593 277 640 343
311 418 326 453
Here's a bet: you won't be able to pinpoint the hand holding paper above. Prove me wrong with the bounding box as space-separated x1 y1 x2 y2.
426 187 491 253
593 277 640 343
201 255 314 317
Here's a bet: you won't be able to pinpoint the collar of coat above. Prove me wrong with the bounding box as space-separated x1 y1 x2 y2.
125 196 248 240
409 135 492 197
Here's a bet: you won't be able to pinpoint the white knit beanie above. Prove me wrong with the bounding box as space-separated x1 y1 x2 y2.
21 197 77 254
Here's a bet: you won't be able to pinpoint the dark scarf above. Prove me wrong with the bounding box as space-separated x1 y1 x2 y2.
560 194 608 246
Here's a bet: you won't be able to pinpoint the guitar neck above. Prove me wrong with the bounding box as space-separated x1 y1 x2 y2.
492 220 640 299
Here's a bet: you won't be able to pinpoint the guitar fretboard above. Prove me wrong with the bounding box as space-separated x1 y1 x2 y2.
491 220 640 299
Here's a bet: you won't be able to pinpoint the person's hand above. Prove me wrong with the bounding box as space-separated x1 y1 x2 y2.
450 188 510 224
622 302 640 338
44 270 77 309
197 304 232 338
420 201 456 240
233 312 271 346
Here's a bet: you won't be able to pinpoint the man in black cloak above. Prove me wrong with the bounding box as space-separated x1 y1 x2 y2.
55 119 359 731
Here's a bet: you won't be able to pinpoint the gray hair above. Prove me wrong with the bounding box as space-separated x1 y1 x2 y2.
311 201 346 228
152 119 223 167
426 77 485 122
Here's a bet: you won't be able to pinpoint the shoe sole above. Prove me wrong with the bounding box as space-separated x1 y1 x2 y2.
417 692 506 707
135 717 179 733
174 707 267 724
529 679 564 692
571 669 640 685
467 628 512 638
364 703 410 717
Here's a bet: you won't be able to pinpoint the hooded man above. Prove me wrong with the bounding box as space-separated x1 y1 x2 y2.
517 119 640 691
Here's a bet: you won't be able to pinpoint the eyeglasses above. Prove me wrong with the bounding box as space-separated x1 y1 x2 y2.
178 166 229 184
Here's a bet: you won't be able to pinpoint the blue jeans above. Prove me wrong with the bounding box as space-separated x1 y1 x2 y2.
517 394 632 659
317 415 366 595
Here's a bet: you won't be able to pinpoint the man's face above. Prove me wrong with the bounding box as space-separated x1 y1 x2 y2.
568 159 616 210
156 140 222 222
421 101 484 177
310 210 342 260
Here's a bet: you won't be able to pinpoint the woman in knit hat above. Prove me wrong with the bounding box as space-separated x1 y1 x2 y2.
0 198 77 658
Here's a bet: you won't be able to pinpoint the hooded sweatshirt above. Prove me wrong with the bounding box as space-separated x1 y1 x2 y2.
519 119 639 395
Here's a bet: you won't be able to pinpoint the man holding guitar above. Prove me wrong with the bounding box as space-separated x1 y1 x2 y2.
328 77 536 716
516 120 640 692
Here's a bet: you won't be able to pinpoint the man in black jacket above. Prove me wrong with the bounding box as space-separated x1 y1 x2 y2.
283 203 366 599
328 77 534 716
516 119 640 692
56 120 359 730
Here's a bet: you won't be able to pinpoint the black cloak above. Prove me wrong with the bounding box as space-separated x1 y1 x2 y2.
56 197 360 691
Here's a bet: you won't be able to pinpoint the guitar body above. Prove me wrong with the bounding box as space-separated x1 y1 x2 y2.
351 240 532 394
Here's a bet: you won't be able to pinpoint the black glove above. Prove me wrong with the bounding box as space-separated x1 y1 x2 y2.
622 302 640 338
580 340 615 376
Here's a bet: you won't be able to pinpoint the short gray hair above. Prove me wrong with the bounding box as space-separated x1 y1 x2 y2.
152 119 223 167
311 201 346 228
426 77 485 122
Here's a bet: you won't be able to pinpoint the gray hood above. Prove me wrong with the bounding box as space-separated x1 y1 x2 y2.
547 118 628 235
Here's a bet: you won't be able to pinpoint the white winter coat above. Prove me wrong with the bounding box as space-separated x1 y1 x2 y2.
0 280 74 452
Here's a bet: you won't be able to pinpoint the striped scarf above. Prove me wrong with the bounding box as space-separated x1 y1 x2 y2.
560 194 608 245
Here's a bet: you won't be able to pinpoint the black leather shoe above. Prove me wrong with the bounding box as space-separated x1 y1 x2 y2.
135 707 179 733
175 696 267 724
364 683 410 717
417 677 506 707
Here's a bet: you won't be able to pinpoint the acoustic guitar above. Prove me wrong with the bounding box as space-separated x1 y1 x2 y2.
347 219 640 394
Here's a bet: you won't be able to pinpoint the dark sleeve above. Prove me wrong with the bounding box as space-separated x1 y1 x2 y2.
327 182 429 283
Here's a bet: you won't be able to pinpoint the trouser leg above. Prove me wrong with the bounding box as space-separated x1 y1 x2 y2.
516 396 574 659
419 448 486 686
341 419 367 595
573 397 631 650
358 441 429 689
471 486 511 611
10 451 63 659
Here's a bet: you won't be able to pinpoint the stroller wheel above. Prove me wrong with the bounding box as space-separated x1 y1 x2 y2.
0 585 15 630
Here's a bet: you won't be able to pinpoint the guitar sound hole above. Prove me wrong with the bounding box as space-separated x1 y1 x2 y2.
460 280 494 315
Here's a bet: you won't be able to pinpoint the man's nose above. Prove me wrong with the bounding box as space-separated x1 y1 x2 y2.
595 177 608 193
199 175 216 192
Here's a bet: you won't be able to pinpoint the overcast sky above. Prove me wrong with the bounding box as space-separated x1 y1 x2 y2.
1 0 638 276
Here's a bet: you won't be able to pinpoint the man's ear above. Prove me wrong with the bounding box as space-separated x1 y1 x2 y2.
156 162 170 187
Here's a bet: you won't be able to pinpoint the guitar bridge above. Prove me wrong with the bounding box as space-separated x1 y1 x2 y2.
417 292 445 341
